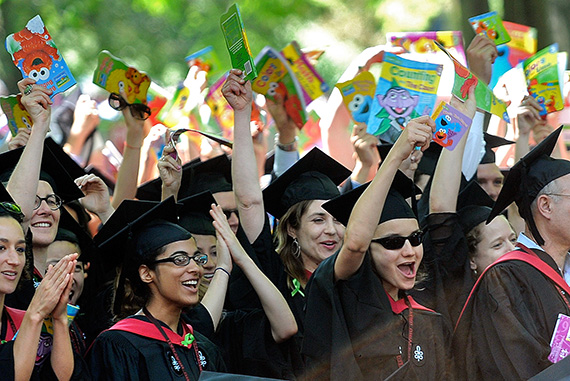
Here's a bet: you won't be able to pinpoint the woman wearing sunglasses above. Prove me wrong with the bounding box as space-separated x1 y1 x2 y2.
87 198 225 380
0 200 82 380
302 117 452 380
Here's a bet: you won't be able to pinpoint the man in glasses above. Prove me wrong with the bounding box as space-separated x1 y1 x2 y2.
454 127 570 379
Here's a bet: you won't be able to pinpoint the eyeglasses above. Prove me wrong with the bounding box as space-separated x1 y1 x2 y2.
544 193 570 198
223 209 238 220
34 194 62 211
371 230 424 250
0 202 24 218
152 252 208 267
108 93 151 120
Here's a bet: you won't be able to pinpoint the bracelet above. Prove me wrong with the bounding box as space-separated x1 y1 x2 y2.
124 142 142 150
215 267 230 277
275 134 298 152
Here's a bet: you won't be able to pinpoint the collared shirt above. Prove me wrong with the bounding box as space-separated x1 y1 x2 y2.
518 232 570 286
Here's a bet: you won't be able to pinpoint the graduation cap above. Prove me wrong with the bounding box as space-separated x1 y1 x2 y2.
186 154 232 196
55 208 96 263
135 157 201 201
322 170 421 226
177 190 216 236
0 182 14 203
262 147 351 219
456 181 495 234
480 132 514 165
44 137 87 180
377 141 443 177
0 139 84 203
487 126 570 246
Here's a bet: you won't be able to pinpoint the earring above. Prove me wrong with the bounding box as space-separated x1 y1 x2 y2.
292 238 301 258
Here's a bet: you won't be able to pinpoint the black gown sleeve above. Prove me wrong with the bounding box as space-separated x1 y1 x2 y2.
0 342 15 380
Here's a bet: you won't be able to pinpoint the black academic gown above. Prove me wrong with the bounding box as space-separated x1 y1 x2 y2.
87 315 225 380
302 251 452 381
453 244 570 380
411 212 474 326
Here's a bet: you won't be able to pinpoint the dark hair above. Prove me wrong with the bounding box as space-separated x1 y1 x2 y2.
275 200 312 290
465 222 485 260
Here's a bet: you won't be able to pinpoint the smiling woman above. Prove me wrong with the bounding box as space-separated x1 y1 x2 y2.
87 197 225 380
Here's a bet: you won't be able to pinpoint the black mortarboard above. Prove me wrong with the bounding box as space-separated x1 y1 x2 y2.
322 170 421 226
136 157 201 201
377 141 443 177
0 139 84 203
457 181 495 234
56 208 95 263
262 147 351 219
44 137 87 180
177 191 216 236
186 154 232 196
0 182 14 203
487 126 570 246
480 132 514 165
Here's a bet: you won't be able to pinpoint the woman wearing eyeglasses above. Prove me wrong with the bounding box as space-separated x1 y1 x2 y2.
302 117 453 380
87 198 225 380
0 200 83 380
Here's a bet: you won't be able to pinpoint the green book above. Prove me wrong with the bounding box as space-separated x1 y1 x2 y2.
220 3 257 81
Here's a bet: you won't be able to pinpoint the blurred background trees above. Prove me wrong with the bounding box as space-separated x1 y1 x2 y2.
0 0 567 93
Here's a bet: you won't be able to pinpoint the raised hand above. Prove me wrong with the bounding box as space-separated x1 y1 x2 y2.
392 115 435 163
158 140 182 196
466 34 498 85
8 127 31 150
75 174 113 222
210 203 244 268
222 69 252 112
17 78 52 128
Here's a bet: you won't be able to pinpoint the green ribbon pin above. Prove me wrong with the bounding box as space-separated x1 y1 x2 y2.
181 333 194 347
291 278 305 298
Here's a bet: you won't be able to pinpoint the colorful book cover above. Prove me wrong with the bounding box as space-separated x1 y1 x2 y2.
5 15 76 97
185 46 224 85
469 11 511 45
92 50 151 105
430 101 472 151
549 313 570 363
0 95 32 136
280 41 330 106
146 83 169 126
220 3 257 81
524 44 567 116
159 84 192 128
252 46 308 128
336 71 376 123
435 41 510 123
206 73 235 140
490 21 537 89
387 31 467 65
298 110 322 154
366 52 442 142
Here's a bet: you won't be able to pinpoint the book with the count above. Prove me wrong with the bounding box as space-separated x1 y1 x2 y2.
430 101 471 151
0 95 32 136
252 42 328 129
366 52 442 143
220 3 257 81
5 15 76 97
435 41 510 123
336 71 376 123
92 50 151 105
523 43 567 116
469 11 511 45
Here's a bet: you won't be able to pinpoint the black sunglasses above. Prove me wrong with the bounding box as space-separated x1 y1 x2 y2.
152 252 208 267
222 209 238 220
34 194 62 211
108 93 151 120
371 230 424 250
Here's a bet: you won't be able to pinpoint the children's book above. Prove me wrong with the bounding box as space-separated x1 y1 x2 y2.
523 44 567 116
0 95 32 136
92 50 151 105
549 313 570 363
185 46 224 85
252 46 307 128
366 52 442 143
435 41 510 123
146 83 169 126
220 4 257 81
387 31 467 65
469 11 511 45
205 73 235 140
430 101 472 151
5 15 76 97
490 21 537 89
335 71 376 123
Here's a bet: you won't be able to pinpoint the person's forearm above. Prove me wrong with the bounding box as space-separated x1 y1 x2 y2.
200 269 230 331
112 145 141 208
13 312 44 381
50 318 74 381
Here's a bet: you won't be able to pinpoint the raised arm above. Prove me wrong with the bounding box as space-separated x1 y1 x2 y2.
210 203 297 343
7 79 53 229
157 141 182 201
75 174 114 224
222 70 265 243
430 87 477 213
335 117 435 280
349 124 379 185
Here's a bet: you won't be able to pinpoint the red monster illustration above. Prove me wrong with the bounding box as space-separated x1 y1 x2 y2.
11 28 59 81
473 21 498 40
267 82 304 128
433 128 454 147
453 60 478 98
545 94 558 113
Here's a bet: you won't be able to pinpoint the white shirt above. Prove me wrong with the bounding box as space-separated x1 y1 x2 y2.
517 232 570 286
